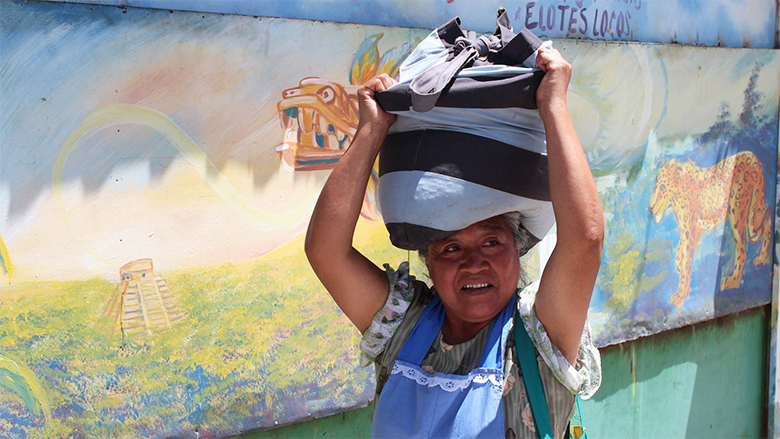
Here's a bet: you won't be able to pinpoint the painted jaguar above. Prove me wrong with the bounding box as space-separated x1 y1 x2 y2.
650 151 771 307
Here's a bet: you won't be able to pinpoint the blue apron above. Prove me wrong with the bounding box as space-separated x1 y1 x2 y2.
372 295 516 438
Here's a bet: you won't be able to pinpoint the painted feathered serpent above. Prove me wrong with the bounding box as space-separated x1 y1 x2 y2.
276 34 413 220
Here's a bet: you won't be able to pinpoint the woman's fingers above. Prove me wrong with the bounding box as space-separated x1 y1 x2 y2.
535 46 573 112
361 74 396 96
357 74 397 130
535 48 549 71
377 73 397 90
536 48 570 74
359 79 375 97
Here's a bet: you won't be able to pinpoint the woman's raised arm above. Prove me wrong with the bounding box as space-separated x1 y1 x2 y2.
532 49 605 364
304 74 397 334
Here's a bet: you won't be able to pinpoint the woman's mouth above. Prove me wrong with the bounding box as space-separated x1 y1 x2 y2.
461 283 493 294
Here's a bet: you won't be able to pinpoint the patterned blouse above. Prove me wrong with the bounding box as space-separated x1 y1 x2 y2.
359 262 602 439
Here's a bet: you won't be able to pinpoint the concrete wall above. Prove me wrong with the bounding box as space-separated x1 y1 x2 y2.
244 306 769 438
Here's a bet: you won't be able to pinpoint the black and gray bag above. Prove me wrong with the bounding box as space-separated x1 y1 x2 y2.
375 10 554 253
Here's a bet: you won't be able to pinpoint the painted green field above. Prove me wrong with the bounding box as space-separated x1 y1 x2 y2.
0 220 422 439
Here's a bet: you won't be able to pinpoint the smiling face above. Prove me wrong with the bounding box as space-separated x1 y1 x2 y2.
425 216 521 335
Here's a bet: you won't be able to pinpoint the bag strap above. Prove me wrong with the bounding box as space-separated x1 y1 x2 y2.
408 8 547 112
409 40 477 113
514 312 554 439
571 395 588 439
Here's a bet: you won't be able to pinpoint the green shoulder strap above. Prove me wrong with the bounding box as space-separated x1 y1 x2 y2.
514 313 554 439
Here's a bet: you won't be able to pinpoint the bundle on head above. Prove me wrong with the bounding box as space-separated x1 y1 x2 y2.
375 10 555 255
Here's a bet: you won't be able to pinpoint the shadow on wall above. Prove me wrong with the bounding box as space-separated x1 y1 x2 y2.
584 306 768 438
2 1 414 222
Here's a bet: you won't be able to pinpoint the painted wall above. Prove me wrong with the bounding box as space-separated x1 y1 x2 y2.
243 306 770 438
768 83 780 438
0 2 423 437
589 43 778 344
1 1 779 438
43 0 779 48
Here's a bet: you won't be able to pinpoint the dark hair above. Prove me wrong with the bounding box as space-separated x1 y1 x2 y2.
418 212 530 263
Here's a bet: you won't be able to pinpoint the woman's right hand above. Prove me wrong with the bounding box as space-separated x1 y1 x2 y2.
357 74 397 132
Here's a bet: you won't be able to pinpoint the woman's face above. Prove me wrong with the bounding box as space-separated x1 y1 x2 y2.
425 216 521 328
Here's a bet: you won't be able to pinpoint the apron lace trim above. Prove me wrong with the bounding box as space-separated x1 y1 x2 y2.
392 362 504 392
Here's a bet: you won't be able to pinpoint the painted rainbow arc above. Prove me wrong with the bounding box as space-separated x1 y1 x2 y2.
52 104 321 262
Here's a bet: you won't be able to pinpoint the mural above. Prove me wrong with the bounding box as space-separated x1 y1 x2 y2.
275 33 413 219
1 1 779 438
591 55 779 343
0 2 422 438
44 0 779 48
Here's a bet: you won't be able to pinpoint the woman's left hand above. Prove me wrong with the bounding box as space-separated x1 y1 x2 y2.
532 46 603 365
535 48 572 114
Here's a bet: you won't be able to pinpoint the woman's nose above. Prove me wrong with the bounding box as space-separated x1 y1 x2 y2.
460 249 488 272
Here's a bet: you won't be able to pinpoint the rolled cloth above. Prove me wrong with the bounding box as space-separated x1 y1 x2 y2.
375 10 555 254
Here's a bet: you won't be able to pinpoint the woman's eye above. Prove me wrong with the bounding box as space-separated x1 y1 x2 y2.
444 245 460 253
484 239 499 247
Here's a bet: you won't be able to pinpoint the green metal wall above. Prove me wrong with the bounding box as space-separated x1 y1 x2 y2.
241 306 769 438
585 306 768 438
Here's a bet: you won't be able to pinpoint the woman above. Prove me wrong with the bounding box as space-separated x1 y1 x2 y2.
305 47 603 438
